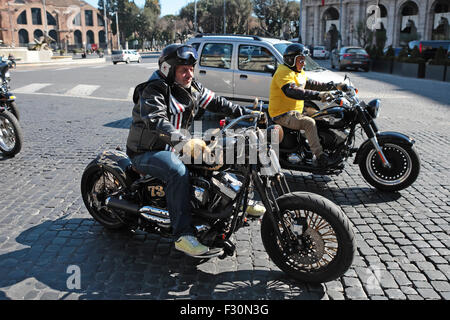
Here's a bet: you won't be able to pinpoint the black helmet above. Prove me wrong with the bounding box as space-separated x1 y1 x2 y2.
158 44 198 83
283 43 309 71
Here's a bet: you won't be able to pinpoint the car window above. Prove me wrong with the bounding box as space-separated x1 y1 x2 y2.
112 50 122 55
346 48 367 54
238 45 276 73
190 43 200 51
273 43 290 55
200 43 232 69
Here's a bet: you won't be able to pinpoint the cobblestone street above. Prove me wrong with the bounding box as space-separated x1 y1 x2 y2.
0 60 449 300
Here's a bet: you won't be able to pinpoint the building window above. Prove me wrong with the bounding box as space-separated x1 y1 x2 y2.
31 8 42 25
47 12 57 26
34 29 44 40
17 10 27 25
99 30 105 44
49 30 58 42
97 14 104 26
73 13 81 26
86 30 95 44
18 29 29 46
85 10 94 26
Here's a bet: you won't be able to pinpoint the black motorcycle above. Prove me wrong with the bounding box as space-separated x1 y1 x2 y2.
81 113 356 283
0 59 20 121
222 80 420 192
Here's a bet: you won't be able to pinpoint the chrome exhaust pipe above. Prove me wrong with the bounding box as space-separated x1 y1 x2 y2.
105 197 171 225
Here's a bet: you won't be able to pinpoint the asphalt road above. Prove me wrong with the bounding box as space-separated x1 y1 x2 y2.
0 56 448 301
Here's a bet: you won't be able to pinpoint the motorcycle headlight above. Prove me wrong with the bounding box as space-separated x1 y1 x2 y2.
366 99 380 118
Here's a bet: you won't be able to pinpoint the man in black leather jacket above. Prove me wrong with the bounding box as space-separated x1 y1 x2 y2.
126 44 261 256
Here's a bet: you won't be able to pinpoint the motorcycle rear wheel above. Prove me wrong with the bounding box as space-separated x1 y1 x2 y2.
0 110 23 157
261 192 356 283
81 164 127 229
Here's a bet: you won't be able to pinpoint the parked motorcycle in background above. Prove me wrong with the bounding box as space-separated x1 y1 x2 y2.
0 59 23 157
0 58 20 120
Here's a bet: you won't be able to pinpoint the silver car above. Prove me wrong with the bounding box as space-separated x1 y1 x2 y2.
186 35 344 109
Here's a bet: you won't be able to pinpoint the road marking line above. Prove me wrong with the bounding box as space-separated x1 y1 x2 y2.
14 91 130 102
65 84 100 96
55 67 71 71
13 83 52 93
127 87 134 101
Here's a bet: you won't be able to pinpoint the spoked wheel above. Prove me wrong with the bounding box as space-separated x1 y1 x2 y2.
0 110 23 157
81 164 127 229
261 192 356 283
359 142 420 192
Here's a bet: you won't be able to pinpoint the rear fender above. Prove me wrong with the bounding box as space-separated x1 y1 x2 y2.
354 131 415 164
86 149 136 187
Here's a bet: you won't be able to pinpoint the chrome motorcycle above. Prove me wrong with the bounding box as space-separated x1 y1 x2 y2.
221 78 420 192
0 59 19 120
81 113 356 283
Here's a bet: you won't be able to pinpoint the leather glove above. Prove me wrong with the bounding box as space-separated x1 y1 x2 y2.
336 82 349 92
183 138 209 159
251 110 267 124
318 91 335 103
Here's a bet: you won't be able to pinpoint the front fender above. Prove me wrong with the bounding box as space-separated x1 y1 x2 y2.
353 131 415 164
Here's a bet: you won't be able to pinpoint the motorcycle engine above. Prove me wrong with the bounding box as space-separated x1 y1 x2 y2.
191 172 243 212
319 129 348 151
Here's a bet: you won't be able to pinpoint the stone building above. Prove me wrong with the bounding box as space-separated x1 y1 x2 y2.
300 0 450 50
0 0 116 51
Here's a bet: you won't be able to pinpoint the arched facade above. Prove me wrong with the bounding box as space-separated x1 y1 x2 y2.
301 0 450 48
0 0 117 50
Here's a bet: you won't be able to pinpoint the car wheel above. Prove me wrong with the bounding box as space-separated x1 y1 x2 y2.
113 61 117 65
339 64 345 71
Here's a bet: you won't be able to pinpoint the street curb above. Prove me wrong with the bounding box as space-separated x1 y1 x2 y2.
15 57 106 68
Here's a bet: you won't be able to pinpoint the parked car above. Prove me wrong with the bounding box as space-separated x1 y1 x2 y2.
186 34 344 106
408 40 450 60
313 46 329 59
330 46 370 72
111 50 142 64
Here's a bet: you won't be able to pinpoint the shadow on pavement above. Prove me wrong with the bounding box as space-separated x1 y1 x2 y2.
0 217 325 300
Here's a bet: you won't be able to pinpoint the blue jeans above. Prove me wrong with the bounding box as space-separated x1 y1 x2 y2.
131 151 193 238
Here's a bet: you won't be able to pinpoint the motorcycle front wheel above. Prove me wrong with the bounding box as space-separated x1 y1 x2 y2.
0 110 23 157
6 101 20 121
81 163 127 229
261 192 356 283
359 142 420 192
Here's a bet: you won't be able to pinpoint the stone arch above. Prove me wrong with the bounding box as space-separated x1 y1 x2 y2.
18 29 29 46
33 29 43 41
431 0 450 40
74 30 82 47
322 7 340 51
398 0 421 46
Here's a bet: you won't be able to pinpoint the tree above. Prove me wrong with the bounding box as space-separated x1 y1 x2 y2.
179 0 252 34
252 0 289 37
355 20 373 48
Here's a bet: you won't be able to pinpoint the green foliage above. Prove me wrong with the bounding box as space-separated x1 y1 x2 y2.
429 46 450 65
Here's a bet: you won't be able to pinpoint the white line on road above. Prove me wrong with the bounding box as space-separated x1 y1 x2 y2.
127 87 134 101
65 84 100 96
13 83 52 93
14 91 130 102
55 67 71 71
